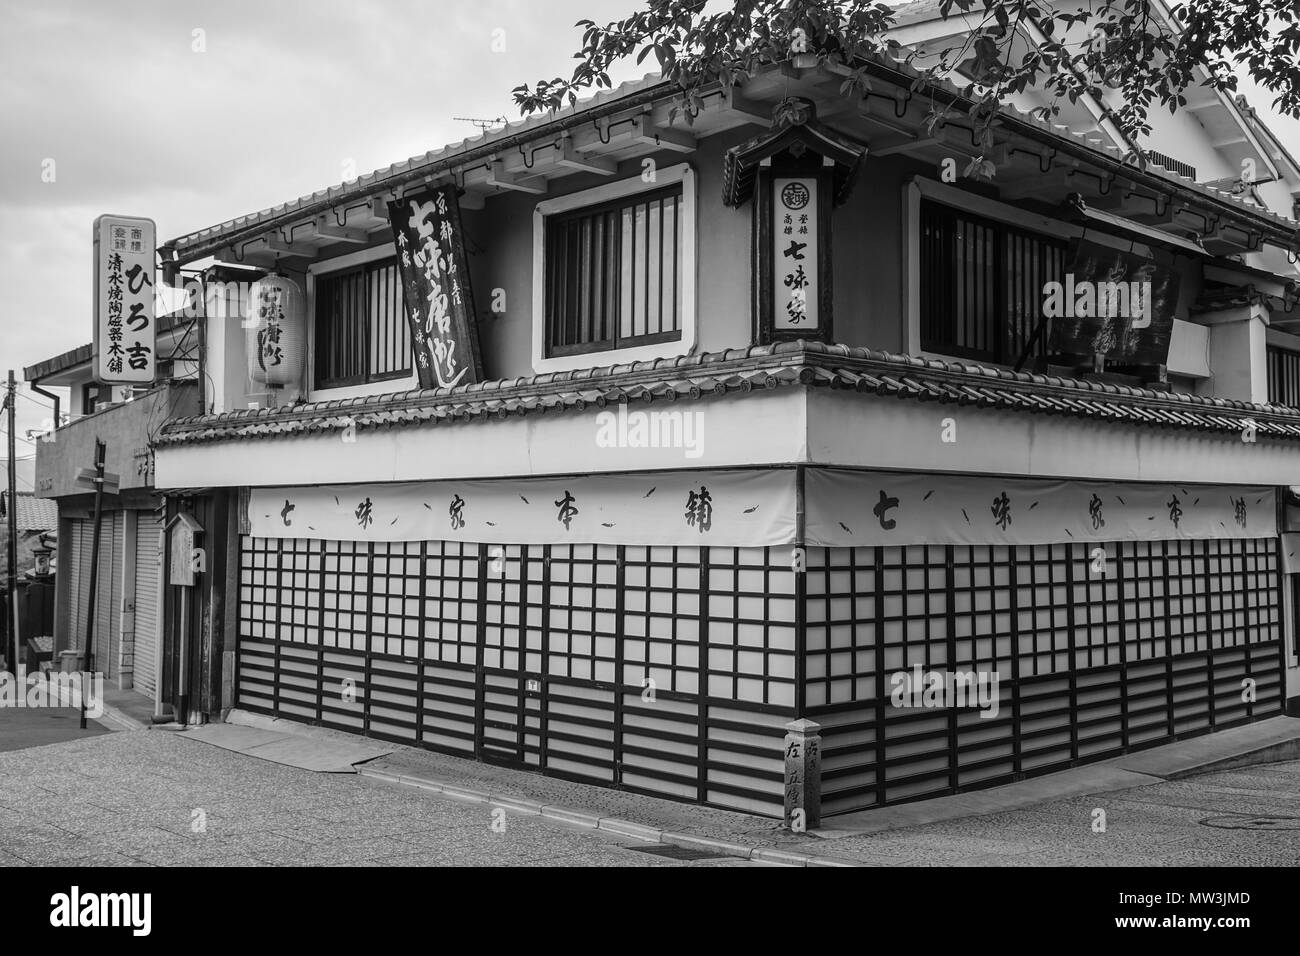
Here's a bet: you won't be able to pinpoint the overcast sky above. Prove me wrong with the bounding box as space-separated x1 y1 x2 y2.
2 0 1298 488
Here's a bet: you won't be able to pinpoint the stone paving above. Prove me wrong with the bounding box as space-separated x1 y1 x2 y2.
0 732 761 867
370 737 1300 865
2 721 1299 866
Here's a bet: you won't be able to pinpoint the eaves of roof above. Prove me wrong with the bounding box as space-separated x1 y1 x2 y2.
155 339 1300 448
162 73 674 263
162 47 1300 268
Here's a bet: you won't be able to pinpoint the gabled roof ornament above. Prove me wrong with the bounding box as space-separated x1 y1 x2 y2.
721 96 865 208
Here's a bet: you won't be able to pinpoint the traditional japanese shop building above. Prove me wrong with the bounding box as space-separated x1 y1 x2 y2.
26 312 200 705
94 42 1300 817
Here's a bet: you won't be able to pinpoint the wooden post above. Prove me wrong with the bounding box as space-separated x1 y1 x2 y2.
5 371 18 675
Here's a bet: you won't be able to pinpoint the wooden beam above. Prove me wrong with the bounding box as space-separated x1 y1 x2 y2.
457 189 486 210
870 134 937 157
312 214 369 244
723 86 773 126
265 234 318 257
556 137 617 176
487 159 548 194
630 113 696 153
997 169 1084 202
214 244 277 269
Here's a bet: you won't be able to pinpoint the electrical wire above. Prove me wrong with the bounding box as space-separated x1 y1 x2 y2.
14 390 51 410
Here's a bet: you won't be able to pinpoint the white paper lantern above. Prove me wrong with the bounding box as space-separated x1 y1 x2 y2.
245 273 306 387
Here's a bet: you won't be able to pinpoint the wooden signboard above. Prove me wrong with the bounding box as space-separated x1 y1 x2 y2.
93 215 156 385
755 155 834 344
388 186 484 389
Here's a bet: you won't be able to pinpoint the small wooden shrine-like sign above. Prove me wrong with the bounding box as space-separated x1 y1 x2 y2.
388 185 484 390
722 98 864 345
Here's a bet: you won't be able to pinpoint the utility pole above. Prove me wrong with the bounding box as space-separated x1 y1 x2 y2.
79 439 107 730
5 371 18 677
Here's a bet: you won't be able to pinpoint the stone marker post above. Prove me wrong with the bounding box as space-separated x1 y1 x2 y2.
783 718 822 831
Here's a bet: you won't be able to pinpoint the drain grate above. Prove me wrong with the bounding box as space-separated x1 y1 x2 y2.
1200 815 1300 831
624 843 730 860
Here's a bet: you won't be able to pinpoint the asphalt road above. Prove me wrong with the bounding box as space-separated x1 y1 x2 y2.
0 706 108 753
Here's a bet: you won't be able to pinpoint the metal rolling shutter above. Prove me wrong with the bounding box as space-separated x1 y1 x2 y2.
67 514 121 677
99 512 123 681
133 512 162 697
65 520 92 651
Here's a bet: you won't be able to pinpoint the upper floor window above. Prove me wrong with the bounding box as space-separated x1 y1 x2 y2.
546 184 682 357
313 255 411 390
533 164 697 374
919 199 1068 366
1267 345 1300 407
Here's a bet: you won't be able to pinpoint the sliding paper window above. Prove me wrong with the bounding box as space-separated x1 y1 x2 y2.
314 257 412 389
546 185 683 357
919 200 1068 365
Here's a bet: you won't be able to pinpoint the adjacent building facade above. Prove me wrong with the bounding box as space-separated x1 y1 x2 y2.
26 314 199 705
30 10 1300 818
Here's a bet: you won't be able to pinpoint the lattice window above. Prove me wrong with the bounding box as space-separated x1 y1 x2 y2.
707 547 798 707
1119 541 1168 661
482 544 526 672
623 545 703 696
546 544 619 683
1065 543 1122 669
421 541 480 665
238 537 278 641
952 545 1015 676
369 542 422 658
321 540 369 652
1166 540 1208 655
804 546 876 709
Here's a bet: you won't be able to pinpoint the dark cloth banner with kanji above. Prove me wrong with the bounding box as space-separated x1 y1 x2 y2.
388 186 483 389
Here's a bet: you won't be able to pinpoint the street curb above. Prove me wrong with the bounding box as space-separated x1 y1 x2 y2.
1162 739 1300 780
357 766 859 867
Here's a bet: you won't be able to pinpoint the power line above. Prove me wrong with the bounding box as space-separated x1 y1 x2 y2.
0 430 37 450
15 390 51 410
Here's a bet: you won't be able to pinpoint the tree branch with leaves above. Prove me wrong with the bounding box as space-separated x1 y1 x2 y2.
512 0 1300 147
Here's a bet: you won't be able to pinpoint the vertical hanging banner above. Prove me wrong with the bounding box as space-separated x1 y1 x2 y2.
773 177 819 330
93 215 156 385
388 186 484 390
1046 239 1180 366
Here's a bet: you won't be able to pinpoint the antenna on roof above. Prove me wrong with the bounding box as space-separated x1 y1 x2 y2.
454 116 508 133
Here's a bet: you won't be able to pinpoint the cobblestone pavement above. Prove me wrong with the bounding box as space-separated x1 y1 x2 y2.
0 732 764 867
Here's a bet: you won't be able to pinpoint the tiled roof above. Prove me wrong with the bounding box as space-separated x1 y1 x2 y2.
160 51 1300 264
163 73 671 257
7 493 57 532
156 340 1300 447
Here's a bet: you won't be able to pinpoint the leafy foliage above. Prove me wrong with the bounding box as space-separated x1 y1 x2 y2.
512 1 1300 143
